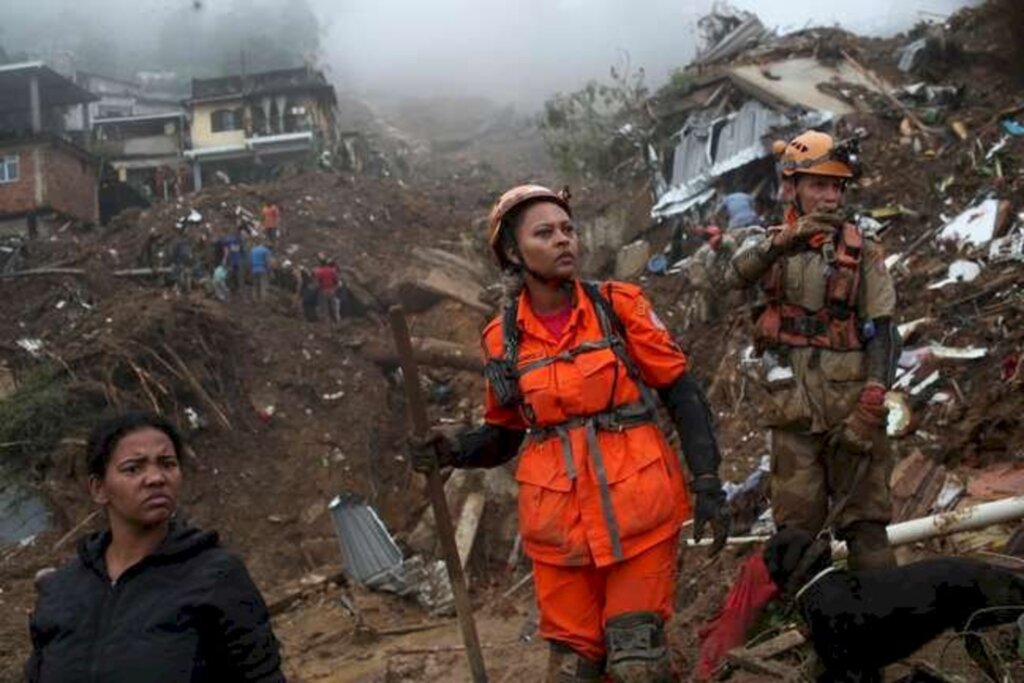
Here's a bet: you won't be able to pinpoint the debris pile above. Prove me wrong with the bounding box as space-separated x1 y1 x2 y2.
1 1 1023 681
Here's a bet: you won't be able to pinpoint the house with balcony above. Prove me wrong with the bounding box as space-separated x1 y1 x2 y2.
0 62 100 236
184 66 338 189
92 112 190 200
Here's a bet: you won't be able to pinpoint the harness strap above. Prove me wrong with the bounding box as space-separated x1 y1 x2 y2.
526 401 654 561
517 338 615 375
582 281 660 414
585 421 624 560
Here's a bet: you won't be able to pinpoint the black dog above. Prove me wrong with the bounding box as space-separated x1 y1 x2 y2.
764 527 1024 683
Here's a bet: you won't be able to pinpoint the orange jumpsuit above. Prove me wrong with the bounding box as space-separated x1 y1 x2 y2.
482 280 692 660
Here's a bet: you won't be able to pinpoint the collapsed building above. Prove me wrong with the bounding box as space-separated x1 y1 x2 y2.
184 66 339 189
0 62 100 236
649 8 889 222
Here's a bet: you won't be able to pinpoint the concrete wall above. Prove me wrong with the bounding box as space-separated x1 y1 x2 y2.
94 136 180 158
43 144 99 223
191 100 246 150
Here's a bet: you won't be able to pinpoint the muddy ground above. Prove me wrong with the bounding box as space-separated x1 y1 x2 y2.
2 2 1024 681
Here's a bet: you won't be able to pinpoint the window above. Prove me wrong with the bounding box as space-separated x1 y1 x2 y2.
0 154 18 184
210 108 243 133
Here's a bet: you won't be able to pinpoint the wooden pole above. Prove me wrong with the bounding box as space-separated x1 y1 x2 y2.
389 306 488 683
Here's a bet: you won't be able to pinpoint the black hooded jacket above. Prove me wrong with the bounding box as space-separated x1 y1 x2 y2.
26 521 284 683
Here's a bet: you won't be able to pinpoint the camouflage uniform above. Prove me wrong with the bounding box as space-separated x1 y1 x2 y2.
685 234 737 323
731 223 898 570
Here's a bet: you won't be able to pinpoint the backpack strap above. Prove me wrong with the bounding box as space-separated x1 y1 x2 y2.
582 281 659 414
482 297 528 415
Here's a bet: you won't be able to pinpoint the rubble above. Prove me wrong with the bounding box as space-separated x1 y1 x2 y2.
1 0 1023 680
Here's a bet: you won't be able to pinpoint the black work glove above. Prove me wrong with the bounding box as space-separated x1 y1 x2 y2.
407 430 457 474
692 475 730 557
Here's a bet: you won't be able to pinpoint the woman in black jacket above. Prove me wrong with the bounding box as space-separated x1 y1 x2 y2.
25 412 285 683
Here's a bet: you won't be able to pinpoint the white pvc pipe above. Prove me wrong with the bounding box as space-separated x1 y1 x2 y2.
885 495 1024 547
684 496 1024 554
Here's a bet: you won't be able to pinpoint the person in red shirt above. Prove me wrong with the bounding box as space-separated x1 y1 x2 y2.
312 255 339 323
261 201 281 242
412 185 729 682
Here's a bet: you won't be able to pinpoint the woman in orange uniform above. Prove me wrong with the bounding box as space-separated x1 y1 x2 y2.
412 185 728 682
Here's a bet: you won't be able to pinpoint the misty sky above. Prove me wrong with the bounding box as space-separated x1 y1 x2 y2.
3 0 980 105
319 0 980 104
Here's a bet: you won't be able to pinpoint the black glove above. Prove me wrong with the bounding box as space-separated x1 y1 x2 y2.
408 430 456 474
692 475 730 557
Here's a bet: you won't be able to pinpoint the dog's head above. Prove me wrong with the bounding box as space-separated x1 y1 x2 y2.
763 527 832 591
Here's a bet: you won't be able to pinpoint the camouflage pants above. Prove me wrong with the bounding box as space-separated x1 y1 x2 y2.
770 428 896 570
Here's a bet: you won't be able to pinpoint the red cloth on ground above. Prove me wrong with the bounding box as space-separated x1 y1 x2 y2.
695 552 781 680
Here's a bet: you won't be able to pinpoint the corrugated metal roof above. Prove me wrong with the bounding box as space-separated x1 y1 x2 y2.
652 101 832 219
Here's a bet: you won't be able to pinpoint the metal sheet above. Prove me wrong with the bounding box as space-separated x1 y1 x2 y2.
653 103 832 219
328 492 404 585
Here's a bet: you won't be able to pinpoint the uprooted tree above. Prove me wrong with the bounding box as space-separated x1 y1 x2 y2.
539 55 653 182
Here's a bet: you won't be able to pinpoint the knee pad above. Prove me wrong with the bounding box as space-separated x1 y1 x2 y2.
605 612 672 683
546 642 603 683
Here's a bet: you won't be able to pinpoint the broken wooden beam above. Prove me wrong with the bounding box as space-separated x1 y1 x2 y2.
0 267 86 278
265 569 347 616
362 336 482 373
744 629 807 659
454 491 485 570
375 620 452 637
113 267 173 277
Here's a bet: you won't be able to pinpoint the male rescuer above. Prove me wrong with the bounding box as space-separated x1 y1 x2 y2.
729 130 899 571
412 185 729 682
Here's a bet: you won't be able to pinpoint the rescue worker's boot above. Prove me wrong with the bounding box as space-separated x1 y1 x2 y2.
605 612 673 682
545 642 603 683
841 521 895 571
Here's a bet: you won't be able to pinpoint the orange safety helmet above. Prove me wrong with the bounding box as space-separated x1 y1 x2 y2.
777 130 855 179
487 184 572 267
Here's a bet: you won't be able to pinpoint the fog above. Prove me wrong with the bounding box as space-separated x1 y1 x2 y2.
321 0 980 104
1 0 981 106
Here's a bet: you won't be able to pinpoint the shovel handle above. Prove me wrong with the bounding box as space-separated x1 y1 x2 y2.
389 306 488 683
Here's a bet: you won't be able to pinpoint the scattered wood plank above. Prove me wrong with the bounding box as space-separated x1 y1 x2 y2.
454 491 485 570
362 336 482 373
0 268 85 278
420 269 492 315
745 629 807 659
375 621 452 637
158 342 233 430
265 569 347 616
941 271 1020 311
891 449 946 522
725 650 801 680
841 50 937 140
501 571 534 599
113 267 173 277
52 510 101 553
387 642 514 656
725 628 806 680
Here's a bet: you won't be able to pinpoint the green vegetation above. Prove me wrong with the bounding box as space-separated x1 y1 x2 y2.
540 59 652 181
0 364 89 466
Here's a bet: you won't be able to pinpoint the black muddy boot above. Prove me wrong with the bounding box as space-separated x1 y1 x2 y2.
605 612 673 682
545 642 603 683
